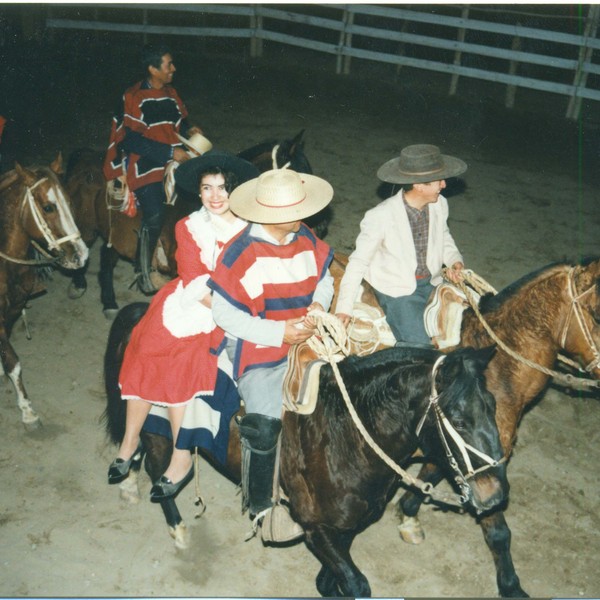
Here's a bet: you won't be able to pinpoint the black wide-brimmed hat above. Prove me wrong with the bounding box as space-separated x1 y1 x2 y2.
174 150 260 194
377 144 467 184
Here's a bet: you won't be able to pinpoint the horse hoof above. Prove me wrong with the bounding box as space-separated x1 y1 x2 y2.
397 515 425 545
118 478 141 504
67 282 87 300
23 416 42 431
22 407 41 430
169 522 189 550
103 308 119 321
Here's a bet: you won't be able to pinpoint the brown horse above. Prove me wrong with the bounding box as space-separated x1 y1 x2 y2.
64 130 325 318
391 257 600 597
0 156 89 427
103 304 508 597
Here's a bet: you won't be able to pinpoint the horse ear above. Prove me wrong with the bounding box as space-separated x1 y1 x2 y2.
292 129 305 143
14 162 37 186
474 345 496 368
50 152 64 175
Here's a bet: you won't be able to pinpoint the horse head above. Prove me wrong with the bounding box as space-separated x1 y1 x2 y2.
276 129 312 173
14 155 89 270
420 345 509 514
562 258 600 379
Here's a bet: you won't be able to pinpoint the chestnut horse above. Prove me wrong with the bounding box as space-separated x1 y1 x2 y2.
0 156 89 427
64 130 325 317
103 306 508 597
389 257 600 598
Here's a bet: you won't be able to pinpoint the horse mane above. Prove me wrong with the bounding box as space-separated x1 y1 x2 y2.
342 345 441 374
479 260 572 313
479 256 600 314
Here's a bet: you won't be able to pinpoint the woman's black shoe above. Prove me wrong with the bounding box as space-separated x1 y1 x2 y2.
107 443 143 484
150 464 194 502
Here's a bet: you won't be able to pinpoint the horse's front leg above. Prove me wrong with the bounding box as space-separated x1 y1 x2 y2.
67 263 89 300
479 509 528 598
98 243 120 319
396 461 445 544
140 431 188 547
304 525 370 598
0 329 40 428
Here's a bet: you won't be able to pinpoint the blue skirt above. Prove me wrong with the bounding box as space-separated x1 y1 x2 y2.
142 368 240 466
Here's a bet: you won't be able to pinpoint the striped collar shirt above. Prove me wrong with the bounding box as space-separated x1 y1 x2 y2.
403 191 431 279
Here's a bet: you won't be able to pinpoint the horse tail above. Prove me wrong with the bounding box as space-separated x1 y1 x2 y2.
102 302 149 445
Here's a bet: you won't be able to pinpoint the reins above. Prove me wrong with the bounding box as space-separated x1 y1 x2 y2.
454 268 600 391
307 311 499 507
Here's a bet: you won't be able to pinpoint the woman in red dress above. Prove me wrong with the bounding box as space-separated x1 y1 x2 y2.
107 150 258 501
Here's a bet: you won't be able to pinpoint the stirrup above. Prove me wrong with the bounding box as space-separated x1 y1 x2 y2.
245 504 304 544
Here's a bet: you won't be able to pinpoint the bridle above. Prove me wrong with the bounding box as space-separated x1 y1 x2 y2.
415 355 504 502
271 144 291 170
305 311 504 507
0 173 82 266
22 176 82 251
560 267 600 374
456 268 600 391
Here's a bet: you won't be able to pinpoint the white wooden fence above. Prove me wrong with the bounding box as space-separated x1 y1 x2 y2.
45 4 600 120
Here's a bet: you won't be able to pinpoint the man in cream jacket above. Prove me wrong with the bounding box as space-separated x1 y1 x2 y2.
335 144 466 346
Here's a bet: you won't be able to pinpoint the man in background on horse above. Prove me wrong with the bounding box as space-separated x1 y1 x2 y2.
208 168 334 528
103 44 203 294
336 144 466 346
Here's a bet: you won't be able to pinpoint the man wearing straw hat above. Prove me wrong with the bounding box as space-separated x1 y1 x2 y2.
335 144 466 346
103 43 206 294
208 168 334 523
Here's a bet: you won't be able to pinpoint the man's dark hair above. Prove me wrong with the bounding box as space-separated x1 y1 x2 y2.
141 44 172 71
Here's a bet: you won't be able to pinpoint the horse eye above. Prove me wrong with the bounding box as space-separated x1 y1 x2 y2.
452 419 466 431
42 205 55 214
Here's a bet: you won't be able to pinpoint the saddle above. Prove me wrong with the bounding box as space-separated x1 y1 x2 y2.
282 303 394 415
283 342 330 415
424 282 480 349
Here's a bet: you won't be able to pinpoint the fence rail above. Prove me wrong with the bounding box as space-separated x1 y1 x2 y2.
44 4 600 120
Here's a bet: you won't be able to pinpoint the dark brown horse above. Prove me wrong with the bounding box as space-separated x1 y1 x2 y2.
0 156 89 427
390 257 600 598
103 302 509 597
64 130 326 318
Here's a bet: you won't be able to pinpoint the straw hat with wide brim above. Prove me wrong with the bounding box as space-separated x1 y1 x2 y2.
174 150 260 194
176 132 213 155
377 144 467 184
229 168 333 224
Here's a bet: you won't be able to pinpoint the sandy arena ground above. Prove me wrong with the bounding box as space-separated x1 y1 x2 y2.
1 39 600 598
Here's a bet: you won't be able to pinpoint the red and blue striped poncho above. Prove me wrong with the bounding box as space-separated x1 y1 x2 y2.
103 80 188 190
208 223 333 380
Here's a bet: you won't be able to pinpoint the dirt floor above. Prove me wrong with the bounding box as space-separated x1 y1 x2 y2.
1 37 600 599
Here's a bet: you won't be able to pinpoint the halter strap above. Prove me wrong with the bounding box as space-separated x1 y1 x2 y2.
21 176 83 251
415 354 502 497
271 144 291 171
560 267 600 373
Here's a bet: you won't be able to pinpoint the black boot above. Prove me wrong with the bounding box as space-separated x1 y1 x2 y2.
136 225 160 295
238 413 282 516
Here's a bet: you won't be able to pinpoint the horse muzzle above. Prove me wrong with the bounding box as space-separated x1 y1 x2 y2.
56 240 89 270
465 463 509 514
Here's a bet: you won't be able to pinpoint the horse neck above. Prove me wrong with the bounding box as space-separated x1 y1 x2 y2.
462 268 570 375
0 184 32 258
